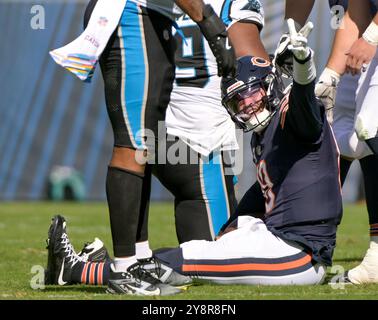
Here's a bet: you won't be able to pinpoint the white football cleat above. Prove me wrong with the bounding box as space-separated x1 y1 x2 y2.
347 241 378 284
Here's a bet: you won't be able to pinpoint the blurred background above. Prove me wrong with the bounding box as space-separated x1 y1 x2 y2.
0 0 364 203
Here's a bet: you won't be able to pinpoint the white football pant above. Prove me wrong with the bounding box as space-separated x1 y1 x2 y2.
332 50 378 159
179 216 326 285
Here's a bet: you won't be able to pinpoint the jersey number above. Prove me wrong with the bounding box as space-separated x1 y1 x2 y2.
174 25 210 88
257 160 275 213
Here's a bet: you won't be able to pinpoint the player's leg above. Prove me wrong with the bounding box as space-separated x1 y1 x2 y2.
86 1 179 295
332 73 371 161
360 155 378 237
153 216 326 286
135 164 153 260
331 73 365 198
97 4 145 278
354 52 378 155
44 215 186 290
346 155 378 284
86 0 152 267
154 137 214 242
154 137 237 243
330 64 378 284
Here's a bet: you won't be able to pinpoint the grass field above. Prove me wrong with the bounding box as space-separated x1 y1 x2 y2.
1 201 378 300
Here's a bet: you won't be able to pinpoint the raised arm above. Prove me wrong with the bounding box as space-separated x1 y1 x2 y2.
227 0 269 60
285 20 323 142
174 0 205 22
229 22 269 60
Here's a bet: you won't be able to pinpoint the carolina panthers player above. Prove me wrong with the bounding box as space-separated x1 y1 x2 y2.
148 20 342 286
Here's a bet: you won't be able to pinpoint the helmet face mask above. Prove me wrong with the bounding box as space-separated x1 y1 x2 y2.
221 56 283 133
223 83 271 132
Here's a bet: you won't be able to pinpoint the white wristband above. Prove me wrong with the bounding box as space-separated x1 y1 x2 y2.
293 49 316 85
363 21 378 46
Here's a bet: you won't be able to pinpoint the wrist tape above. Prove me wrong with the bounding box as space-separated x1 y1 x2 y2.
363 21 378 46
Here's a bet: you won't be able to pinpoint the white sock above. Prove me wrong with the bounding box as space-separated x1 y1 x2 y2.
113 256 138 272
135 241 153 260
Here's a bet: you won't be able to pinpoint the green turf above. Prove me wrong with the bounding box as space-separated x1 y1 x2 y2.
0 201 377 300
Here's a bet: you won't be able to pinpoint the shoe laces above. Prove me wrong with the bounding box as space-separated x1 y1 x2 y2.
139 257 163 278
128 262 161 285
60 232 83 267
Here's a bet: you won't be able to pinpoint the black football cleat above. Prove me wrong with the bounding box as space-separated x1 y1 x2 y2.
44 215 83 285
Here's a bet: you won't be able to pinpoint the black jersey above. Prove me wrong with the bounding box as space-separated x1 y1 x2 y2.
250 80 343 266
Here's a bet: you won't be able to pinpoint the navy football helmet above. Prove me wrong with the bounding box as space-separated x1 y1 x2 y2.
221 56 285 133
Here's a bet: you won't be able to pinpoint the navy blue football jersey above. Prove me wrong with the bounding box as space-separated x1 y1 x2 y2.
250 81 343 266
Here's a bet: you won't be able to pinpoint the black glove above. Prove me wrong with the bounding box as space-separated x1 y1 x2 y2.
197 5 236 77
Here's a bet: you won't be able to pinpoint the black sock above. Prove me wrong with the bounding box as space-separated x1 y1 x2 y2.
365 137 378 155
340 157 352 186
360 155 378 226
106 166 144 257
136 165 151 243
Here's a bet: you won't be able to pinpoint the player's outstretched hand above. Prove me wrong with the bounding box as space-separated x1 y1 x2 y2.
197 5 236 77
315 68 340 124
315 81 337 124
287 18 314 61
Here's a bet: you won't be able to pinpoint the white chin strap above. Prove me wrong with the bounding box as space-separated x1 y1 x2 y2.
248 109 271 133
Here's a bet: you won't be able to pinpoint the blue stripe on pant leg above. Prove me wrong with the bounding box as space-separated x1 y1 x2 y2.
202 152 230 236
220 0 233 26
120 2 146 149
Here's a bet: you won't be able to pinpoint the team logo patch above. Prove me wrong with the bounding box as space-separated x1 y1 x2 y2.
251 57 270 67
227 81 245 94
98 16 108 27
241 0 262 13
